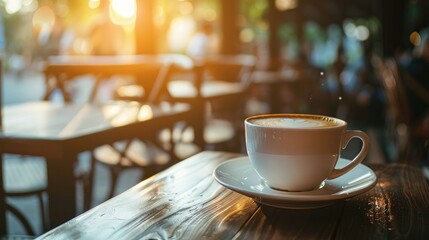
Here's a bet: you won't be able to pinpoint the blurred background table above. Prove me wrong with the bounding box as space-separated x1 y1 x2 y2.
38 151 429 239
0 100 193 230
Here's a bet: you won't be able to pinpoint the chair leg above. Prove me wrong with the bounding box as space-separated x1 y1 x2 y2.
107 166 120 199
83 153 97 211
6 204 35 236
37 193 48 232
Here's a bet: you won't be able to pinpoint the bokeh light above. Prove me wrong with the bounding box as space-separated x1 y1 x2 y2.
138 105 154 121
110 0 136 26
111 0 136 19
239 28 255 43
409 31 421 46
202 9 217 22
88 0 100 9
72 38 92 55
343 21 356 38
355 25 370 41
32 6 56 29
275 0 298 11
179 1 193 15
154 5 166 26
5 0 22 14
167 17 195 52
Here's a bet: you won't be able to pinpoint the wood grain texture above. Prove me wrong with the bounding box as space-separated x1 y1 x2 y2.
39 151 259 239
37 152 429 239
335 164 429 239
234 203 344 240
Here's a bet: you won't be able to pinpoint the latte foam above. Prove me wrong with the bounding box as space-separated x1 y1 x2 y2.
249 117 336 128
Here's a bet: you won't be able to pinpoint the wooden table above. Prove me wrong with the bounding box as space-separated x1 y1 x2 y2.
0 101 193 230
38 151 429 239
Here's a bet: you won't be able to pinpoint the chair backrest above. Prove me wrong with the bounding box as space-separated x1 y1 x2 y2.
130 54 196 104
376 58 412 162
202 54 257 88
44 54 196 103
381 59 412 124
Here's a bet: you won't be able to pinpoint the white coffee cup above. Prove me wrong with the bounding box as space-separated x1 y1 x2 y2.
245 113 370 192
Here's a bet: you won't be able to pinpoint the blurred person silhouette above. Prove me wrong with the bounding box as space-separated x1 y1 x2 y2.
338 40 384 127
291 41 327 114
186 21 217 58
90 0 126 55
33 10 67 60
401 33 429 131
84 0 128 103
322 43 347 116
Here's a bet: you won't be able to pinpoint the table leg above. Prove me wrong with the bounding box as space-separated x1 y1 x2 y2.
57 76 72 102
43 74 72 102
0 154 6 234
83 152 96 211
46 154 76 228
42 74 55 101
89 75 102 103
193 101 205 150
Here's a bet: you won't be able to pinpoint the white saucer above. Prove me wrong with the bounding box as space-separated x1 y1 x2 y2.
213 156 377 209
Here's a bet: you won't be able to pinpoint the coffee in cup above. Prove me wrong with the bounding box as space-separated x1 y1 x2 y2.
245 114 370 192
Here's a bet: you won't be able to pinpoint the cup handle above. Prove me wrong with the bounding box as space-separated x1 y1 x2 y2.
328 130 370 179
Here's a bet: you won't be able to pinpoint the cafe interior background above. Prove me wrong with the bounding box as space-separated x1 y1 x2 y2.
1 0 428 236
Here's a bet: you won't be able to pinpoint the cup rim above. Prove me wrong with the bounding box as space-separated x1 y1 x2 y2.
245 113 347 130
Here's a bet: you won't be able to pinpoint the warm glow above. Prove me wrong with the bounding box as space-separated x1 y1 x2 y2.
55 1 69 17
32 6 55 29
203 9 217 22
104 103 153 126
154 5 166 26
137 105 154 121
179 1 193 15
10 0 38 14
240 28 255 43
72 38 92 55
110 105 139 127
110 0 136 26
5 0 22 14
117 85 144 98
102 104 123 119
196 6 217 22
88 0 100 9
410 31 421 46
367 195 393 229
275 0 298 11
111 0 136 18
167 17 195 52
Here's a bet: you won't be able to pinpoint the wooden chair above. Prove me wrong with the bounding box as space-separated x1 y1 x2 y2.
377 58 429 165
2 156 47 235
115 54 257 155
1 61 48 236
43 55 195 103
90 55 201 200
167 54 257 153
